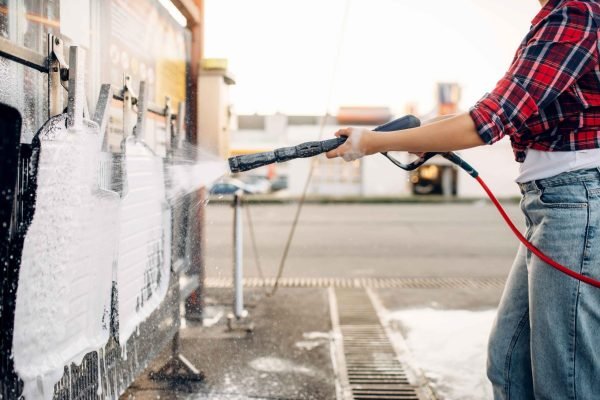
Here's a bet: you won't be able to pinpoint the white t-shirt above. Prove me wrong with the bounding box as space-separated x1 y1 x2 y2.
516 148 600 183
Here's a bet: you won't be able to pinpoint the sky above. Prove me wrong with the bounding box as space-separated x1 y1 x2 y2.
204 0 539 116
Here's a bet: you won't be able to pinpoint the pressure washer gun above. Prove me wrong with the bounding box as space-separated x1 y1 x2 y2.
227 114 600 290
228 115 477 177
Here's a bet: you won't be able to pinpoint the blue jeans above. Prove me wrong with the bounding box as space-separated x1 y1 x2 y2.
488 167 600 400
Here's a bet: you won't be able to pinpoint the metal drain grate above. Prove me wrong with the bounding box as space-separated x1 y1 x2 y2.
206 276 505 289
332 289 434 400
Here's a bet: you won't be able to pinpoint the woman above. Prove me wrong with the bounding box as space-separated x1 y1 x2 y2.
327 0 600 398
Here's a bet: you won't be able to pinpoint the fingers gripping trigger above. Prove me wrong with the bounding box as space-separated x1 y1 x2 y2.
338 128 365 161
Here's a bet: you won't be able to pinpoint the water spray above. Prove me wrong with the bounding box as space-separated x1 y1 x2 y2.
228 115 600 290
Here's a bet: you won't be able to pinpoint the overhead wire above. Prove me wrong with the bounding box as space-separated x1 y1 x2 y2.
244 204 268 291
266 0 353 296
241 0 353 297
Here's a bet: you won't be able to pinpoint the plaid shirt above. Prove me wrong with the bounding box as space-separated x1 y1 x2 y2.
469 0 600 162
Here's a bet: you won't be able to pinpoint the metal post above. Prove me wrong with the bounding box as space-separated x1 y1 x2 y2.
233 190 246 319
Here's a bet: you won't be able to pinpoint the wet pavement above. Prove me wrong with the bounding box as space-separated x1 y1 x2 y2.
122 288 337 400
123 286 503 399
123 203 515 399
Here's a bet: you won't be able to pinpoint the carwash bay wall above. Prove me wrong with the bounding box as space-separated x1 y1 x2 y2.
0 1 205 399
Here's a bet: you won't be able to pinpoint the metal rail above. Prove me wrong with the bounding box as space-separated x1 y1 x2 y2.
0 36 177 123
112 93 175 118
0 37 49 73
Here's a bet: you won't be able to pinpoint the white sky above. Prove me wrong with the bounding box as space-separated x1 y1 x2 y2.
204 0 539 115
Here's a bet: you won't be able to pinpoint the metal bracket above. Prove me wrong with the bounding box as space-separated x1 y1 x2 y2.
174 101 186 150
164 96 173 153
48 34 69 117
66 46 86 130
133 81 148 140
226 312 254 333
122 75 137 139
48 36 92 126
149 332 204 383
93 84 113 146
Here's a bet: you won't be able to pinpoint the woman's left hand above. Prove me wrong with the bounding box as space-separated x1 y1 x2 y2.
325 127 376 161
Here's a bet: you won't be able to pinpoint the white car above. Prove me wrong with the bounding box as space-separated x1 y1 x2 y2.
209 178 256 195
240 175 271 194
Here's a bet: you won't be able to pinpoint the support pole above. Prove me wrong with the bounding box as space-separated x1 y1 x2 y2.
232 190 246 320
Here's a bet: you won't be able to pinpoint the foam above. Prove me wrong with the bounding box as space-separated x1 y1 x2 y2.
13 120 117 400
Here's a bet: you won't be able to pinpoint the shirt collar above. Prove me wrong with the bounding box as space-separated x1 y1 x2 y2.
531 0 564 25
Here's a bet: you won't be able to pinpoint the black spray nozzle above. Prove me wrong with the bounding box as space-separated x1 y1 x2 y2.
228 115 421 173
229 136 347 173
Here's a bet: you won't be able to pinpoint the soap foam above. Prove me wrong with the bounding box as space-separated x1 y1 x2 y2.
12 116 228 399
14 120 117 400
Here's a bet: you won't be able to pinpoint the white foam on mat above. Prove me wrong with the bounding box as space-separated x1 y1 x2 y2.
12 115 227 399
386 308 496 400
116 140 171 344
13 120 118 400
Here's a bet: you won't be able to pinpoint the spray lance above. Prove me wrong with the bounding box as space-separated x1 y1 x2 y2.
228 115 600 290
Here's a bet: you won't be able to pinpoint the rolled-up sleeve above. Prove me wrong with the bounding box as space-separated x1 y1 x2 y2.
470 1 598 144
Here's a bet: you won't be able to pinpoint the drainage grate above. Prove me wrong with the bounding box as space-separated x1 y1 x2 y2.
206 276 505 289
331 289 435 400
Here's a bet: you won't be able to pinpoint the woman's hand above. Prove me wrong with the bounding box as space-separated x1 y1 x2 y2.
325 127 376 161
325 113 483 160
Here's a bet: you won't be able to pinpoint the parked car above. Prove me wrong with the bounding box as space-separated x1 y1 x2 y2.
209 178 255 195
270 175 288 192
240 175 271 194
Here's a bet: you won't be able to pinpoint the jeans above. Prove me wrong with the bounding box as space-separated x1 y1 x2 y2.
488 167 600 400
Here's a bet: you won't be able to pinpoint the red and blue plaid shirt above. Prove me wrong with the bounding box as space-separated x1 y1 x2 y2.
469 0 600 162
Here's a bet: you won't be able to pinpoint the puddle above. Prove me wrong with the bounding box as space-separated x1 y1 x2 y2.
294 331 330 351
387 308 496 400
249 357 315 376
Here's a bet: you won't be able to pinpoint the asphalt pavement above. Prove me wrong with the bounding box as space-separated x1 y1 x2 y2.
124 202 518 399
205 202 522 279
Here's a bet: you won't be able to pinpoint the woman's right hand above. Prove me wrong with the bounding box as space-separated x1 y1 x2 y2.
325 127 376 161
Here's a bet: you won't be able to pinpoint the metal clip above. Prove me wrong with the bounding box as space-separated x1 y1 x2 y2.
164 96 173 153
93 84 113 147
122 75 137 139
48 34 69 117
174 101 186 150
66 46 86 130
133 81 148 140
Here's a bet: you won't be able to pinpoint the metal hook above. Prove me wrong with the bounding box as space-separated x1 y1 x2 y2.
48 34 69 117
174 101 186 150
93 84 113 146
122 75 137 140
133 81 148 140
66 46 86 130
164 96 173 153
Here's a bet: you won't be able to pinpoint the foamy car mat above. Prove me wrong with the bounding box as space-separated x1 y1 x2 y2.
116 139 171 345
13 114 119 400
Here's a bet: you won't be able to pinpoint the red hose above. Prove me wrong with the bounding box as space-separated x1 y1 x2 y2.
475 175 600 289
